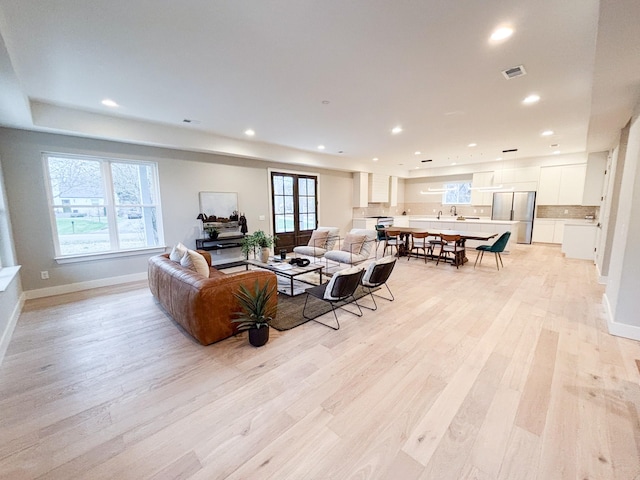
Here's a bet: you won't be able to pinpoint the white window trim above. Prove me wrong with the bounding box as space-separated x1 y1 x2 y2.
0 265 21 292
43 152 164 258
54 246 167 264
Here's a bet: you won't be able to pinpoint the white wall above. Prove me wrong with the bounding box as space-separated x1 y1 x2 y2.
605 103 640 339
0 127 354 293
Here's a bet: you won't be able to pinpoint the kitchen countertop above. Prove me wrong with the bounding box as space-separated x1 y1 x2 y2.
409 217 517 225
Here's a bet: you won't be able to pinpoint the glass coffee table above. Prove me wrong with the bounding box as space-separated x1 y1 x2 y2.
244 258 325 296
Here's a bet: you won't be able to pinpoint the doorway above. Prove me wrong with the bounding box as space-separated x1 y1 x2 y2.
271 172 318 252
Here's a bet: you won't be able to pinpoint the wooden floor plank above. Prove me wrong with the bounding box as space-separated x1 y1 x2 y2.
1 243 639 479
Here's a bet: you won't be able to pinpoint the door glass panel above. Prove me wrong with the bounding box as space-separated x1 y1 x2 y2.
273 176 284 195
284 176 294 195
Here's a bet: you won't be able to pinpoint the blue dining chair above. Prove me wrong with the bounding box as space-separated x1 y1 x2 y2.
474 231 511 270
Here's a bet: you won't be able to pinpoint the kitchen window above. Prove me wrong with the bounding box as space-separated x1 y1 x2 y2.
442 182 472 205
43 153 164 259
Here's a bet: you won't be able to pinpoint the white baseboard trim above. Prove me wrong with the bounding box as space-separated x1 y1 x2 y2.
603 293 640 341
0 292 26 365
595 264 608 285
24 272 148 300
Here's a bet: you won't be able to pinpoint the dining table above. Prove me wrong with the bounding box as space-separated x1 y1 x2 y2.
383 226 498 263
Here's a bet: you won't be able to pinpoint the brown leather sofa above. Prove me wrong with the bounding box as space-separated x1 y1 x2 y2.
148 251 278 345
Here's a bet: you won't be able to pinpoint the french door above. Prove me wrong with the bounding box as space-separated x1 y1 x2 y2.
271 172 318 252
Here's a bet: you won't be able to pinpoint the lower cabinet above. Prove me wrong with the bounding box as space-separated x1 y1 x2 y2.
532 219 564 244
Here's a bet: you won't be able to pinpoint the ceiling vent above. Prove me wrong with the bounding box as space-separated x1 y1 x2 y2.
501 65 526 80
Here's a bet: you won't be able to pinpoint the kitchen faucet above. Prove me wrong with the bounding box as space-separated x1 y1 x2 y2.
450 205 457 216
437 210 442 219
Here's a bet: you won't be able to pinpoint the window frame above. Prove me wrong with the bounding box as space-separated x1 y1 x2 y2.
43 152 165 261
441 181 472 205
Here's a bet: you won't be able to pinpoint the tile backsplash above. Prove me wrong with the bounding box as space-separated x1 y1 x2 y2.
536 205 599 219
353 203 599 220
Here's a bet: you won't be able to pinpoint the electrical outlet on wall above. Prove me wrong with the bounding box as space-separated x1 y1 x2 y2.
40 271 49 280
564 209 569 214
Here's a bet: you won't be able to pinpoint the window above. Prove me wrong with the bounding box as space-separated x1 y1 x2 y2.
44 153 163 257
442 182 472 205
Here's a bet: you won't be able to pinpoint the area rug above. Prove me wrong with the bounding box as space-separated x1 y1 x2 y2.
271 285 377 331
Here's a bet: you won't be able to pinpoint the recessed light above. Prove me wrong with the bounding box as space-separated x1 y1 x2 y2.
414 151 421 155
451 162 457 166
415 167 419 170
101 99 118 107
496 157 503 161
523 94 540 104
468 143 477 147
244 129 255 136
391 126 403 134
541 130 554 136
317 145 325 150
372 157 379 162
553 150 561 155
490 26 514 42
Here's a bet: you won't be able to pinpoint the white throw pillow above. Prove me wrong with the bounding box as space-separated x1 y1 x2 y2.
180 249 210 277
169 242 187 262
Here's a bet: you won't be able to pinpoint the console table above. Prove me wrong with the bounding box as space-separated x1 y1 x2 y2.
195 234 245 251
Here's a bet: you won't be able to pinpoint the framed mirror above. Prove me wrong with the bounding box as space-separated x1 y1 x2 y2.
199 192 238 219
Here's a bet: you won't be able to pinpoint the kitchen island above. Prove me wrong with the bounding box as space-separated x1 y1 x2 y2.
407 217 518 251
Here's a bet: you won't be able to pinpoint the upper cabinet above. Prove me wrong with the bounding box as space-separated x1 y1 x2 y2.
470 172 494 206
353 172 368 207
368 173 390 202
537 164 586 205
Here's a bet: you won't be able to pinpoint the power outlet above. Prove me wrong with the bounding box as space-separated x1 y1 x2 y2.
40 271 49 280
564 209 569 214
480 209 484 213
259 215 265 221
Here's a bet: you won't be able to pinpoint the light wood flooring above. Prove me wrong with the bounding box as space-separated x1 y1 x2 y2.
1 244 639 479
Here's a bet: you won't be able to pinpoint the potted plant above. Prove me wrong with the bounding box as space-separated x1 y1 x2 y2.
204 225 219 240
232 280 277 347
241 230 276 262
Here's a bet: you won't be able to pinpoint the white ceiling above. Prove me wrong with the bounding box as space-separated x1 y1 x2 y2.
0 1 639 177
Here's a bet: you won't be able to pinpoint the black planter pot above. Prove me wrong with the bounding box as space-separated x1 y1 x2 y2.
248 325 269 347
207 231 219 240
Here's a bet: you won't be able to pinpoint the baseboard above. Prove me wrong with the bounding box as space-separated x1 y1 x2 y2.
595 264 608 285
24 272 148 300
603 293 640 341
0 292 26 365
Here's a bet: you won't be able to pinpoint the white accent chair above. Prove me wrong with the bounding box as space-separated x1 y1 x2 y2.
324 229 377 270
293 227 340 262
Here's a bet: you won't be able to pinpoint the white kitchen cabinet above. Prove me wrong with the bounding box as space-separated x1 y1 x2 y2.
470 171 494 206
353 172 368 207
537 164 586 205
389 176 398 206
537 167 562 205
368 173 389 202
562 223 597 260
393 216 409 227
558 164 586 205
532 220 555 243
532 219 565 244
552 221 565 244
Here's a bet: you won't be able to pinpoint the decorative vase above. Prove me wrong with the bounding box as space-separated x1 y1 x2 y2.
248 325 269 347
260 247 270 263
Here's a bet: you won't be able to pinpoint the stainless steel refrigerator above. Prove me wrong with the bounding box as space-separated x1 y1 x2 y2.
491 191 536 244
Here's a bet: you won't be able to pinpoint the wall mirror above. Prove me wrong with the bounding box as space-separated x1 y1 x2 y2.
199 192 238 219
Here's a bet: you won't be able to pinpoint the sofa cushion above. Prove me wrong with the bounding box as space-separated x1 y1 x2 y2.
308 229 329 248
324 250 369 265
341 233 366 255
180 249 209 277
169 242 187 262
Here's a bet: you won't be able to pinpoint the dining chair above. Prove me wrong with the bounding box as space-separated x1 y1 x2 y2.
474 231 511 270
407 231 432 263
383 229 402 257
302 266 365 330
360 256 396 310
436 233 465 268
374 224 387 258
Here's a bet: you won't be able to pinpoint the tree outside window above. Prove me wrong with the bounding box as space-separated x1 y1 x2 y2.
44 154 163 257
442 182 472 205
